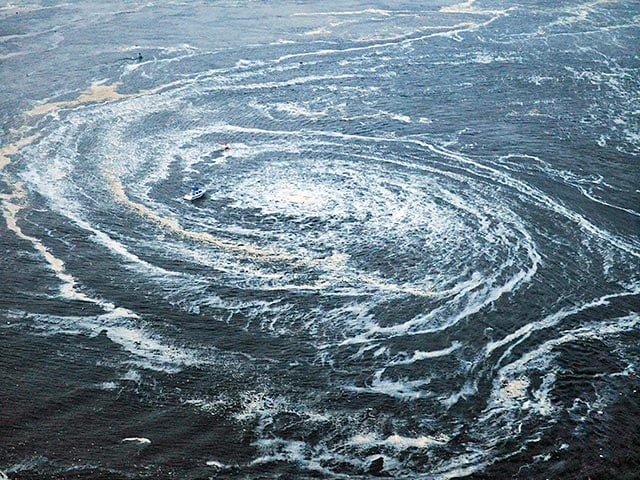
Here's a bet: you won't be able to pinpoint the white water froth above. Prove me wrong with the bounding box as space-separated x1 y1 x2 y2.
484 312 640 428
13 57 637 407
486 288 640 361
121 437 151 445
6 8 639 477
348 432 449 450
389 342 462 365
346 369 432 400
23 309 203 373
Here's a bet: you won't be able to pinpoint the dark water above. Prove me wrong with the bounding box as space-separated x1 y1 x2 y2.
1 1 639 479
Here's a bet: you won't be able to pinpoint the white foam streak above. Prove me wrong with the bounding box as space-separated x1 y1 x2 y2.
207 74 355 92
273 102 329 119
1 191 112 309
390 342 462 365
418 141 640 258
435 455 490 480
486 288 640 360
250 439 306 465
506 154 640 219
576 185 640 218
356 258 537 340
293 9 396 17
348 432 448 450
121 437 151 445
345 370 431 400
274 16 503 64
27 309 205 373
486 312 640 421
105 325 197 371
441 0 477 13
442 379 478 408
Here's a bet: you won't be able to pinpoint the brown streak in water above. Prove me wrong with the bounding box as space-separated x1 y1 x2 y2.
25 79 193 118
104 170 295 261
6 81 436 297
19 82 297 262
25 83 127 117
0 184 98 303
1 82 137 300
0 133 40 169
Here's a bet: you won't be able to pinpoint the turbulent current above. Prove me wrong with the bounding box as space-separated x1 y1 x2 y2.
1 1 639 479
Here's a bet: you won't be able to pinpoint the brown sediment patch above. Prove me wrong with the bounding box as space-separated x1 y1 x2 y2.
105 170 438 296
0 81 132 302
0 186 98 303
5 81 437 298
0 133 40 169
24 79 180 118
104 169 293 260
26 83 127 117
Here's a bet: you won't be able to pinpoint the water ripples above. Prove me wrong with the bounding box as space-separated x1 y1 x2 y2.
4 2 640 477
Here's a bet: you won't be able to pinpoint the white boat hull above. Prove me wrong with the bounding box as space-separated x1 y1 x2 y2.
184 188 206 201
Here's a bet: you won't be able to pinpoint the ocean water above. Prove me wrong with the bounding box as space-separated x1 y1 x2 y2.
1 1 639 479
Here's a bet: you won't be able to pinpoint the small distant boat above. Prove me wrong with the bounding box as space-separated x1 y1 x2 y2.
184 185 206 201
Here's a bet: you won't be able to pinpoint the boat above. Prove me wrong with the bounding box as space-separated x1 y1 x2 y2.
184 185 206 201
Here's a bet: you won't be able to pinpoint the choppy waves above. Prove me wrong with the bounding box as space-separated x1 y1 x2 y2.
2 1 639 478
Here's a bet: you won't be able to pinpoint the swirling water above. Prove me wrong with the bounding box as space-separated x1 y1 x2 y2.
1 1 639 479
